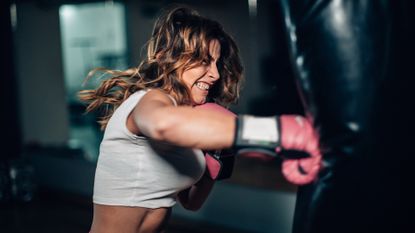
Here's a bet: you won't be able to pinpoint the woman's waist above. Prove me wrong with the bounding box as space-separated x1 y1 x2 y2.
92 203 171 233
139 206 172 233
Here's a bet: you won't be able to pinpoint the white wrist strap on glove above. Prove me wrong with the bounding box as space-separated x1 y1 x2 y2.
234 115 281 156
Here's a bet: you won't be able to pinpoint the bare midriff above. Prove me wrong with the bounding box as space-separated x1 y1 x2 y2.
90 203 172 233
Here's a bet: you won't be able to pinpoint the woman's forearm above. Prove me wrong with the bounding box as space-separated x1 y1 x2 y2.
178 174 215 211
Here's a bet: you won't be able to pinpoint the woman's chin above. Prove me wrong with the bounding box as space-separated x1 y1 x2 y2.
192 97 207 105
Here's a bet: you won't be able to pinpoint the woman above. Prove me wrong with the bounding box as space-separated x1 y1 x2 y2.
79 6 243 233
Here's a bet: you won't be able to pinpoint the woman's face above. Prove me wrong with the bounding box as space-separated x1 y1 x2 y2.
182 39 221 105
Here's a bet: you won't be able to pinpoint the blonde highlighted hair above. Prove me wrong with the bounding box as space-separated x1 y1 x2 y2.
79 6 243 130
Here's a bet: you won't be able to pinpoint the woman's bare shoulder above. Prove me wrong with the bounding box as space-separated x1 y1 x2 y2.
127 89 173 136
140 89 175 106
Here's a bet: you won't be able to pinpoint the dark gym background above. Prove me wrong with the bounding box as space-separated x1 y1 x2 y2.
1 0 413 233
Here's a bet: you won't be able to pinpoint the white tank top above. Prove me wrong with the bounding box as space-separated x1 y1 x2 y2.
93 89 206 208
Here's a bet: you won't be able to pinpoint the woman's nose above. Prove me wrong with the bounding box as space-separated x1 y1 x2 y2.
208 63 220 80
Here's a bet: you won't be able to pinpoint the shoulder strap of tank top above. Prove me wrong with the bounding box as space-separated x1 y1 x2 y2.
165 94 177 107
147 88 177 106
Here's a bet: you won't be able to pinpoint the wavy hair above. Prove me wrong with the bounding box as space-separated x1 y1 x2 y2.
79 6 244 130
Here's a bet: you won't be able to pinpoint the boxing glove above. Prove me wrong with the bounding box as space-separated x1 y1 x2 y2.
204 149 235 180
195 103 236 180
234 115 322 185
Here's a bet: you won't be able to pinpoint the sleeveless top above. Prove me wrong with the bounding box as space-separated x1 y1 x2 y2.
93 89 206 208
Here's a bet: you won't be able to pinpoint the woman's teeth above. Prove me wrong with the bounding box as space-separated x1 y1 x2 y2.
195 82 210 90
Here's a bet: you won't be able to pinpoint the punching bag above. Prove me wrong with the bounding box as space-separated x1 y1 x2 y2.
279 1 414 233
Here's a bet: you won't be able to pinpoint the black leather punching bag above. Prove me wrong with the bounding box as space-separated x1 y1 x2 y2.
279 1 414 233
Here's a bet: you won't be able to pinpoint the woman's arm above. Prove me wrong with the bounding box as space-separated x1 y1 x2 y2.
177 172 215 211
129 89 235 150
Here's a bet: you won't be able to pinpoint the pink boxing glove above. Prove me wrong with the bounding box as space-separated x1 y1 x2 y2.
278 115 322 185
203 149 235 180
233 115 322 185
195 103 236 180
